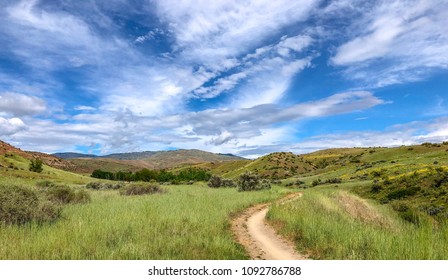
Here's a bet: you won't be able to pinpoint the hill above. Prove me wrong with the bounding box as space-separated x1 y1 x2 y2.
1 140 75 171
174 152 315 179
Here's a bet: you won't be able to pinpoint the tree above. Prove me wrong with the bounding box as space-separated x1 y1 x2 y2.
29 159 43 173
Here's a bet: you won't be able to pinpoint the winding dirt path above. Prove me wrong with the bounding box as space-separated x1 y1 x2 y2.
231 192 307 260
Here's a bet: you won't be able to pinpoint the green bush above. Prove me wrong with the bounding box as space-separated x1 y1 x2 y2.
73 189 91 204
33 201 61 224
222 178 236 188
0 185 39 224
207 176 236 188
29 159 43 173
208 175 222 188
0 185 61 225
237 172 271 191
119 183 162 196
386 187 420 200
86 182 123 190
46 185 91 204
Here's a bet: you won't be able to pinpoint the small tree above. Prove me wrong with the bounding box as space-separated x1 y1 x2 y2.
29 159 43 173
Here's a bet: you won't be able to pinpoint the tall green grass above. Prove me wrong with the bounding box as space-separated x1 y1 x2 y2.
267 187 448 259
0 184 287 259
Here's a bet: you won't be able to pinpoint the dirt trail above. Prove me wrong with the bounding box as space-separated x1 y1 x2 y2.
231 193 307 260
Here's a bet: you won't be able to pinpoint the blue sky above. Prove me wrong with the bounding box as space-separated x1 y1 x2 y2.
0 0 447 158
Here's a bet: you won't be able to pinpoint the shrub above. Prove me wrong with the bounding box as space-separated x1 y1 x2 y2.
222 178 236 188
311 179 322 187
0 185 61 225
0 185 39 224
46 185 91 204
119 183 162 196
386 187 421 200
324 178 342 184
259 179 272 190
33 201 61 224
73 189 91 204
86 182 123 190
208 175 223 188
208 175 236 188
237 172 259 191
29 159 43 173
237 172 270 191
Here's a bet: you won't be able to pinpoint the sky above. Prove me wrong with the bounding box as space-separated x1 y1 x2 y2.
0 0 447 158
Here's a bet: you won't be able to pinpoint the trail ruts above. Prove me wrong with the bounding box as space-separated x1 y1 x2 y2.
231 192 307 260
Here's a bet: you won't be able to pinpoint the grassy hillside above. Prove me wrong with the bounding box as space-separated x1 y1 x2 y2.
175 152 315 179
266 142 448 259
1 140 74 171
65 158 154 174
0 153 94 186
268 185 448 259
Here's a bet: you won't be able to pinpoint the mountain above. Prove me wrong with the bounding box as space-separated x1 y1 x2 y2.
52 152 98 159
51 148 245 174
102 151 156 160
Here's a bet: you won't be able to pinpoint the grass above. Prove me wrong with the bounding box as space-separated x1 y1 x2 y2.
0 183 288 259
267 185 448 259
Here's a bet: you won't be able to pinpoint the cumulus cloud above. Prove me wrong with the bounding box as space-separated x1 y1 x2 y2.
0 117 26 136
0 92 46 116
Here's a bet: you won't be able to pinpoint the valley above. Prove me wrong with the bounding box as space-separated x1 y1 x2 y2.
1 140 448 259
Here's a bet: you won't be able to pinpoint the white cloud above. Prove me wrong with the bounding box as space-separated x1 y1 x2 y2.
0 117 26 136
2 0 134 71
155 0 319 61
2 91 384 154
299 118 448 153
193 35 314 105
331 0 448 87
74 105 96 111
0 92 46 116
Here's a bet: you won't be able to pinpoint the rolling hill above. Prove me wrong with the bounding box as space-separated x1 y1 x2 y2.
0 140 75 171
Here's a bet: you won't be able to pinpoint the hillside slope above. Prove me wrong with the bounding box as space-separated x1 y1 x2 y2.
0 140 75 170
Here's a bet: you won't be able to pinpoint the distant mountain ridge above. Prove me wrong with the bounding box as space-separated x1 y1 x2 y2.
52 152 98 159
53 149 241 161
51 149 245 173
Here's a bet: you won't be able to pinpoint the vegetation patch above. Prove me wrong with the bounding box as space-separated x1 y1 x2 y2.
86 181 124 190
207 175 236 188
29 159 43 173
0 185 61 225
119 183 163 196
91 167 211 183
45 185 91 204
359 167 448 222
237 172 271 191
